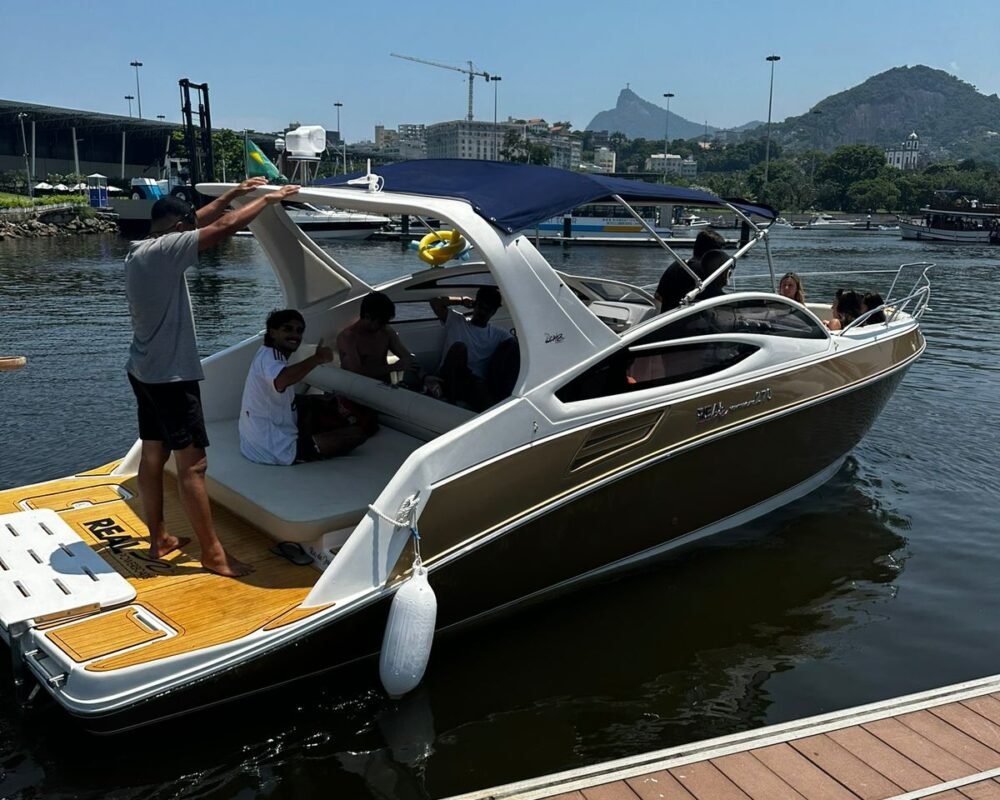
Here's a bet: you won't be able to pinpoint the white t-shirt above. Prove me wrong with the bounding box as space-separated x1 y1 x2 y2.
439 308 512 378
239 346 298 466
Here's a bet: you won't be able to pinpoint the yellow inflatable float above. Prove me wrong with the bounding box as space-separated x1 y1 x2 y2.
416 230 467 266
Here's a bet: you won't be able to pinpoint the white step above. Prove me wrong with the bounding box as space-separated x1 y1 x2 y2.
0 509 135 629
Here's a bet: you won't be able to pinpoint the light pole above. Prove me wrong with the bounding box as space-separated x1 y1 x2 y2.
124 94 134 117
16 112 31 198
662 92 674 181
130 60 143 118
810 109 822 181
489 75 502 159
763 54 781 186
334 101 344 174
73 135 84 179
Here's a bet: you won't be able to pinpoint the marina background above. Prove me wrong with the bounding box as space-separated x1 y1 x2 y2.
0 231 998 798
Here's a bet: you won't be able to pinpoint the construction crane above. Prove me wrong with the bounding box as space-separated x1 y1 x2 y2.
390 53 491 122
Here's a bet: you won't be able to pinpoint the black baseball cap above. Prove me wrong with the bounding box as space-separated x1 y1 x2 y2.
150 196 195 224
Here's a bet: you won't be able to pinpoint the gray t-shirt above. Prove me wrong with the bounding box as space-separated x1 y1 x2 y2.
124 229 204 383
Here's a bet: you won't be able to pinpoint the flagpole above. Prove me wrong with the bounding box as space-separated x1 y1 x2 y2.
244 130 249 180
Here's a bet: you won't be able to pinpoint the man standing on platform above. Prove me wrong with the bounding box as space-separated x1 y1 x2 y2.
124 177 299 577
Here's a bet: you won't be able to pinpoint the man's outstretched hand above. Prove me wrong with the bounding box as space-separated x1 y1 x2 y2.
264 184 301 204
234 177 269 194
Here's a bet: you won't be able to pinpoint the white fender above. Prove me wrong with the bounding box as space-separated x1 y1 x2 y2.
379 561 437 698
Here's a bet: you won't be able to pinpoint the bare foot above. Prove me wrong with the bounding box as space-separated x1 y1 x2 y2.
149 535 192 560
201 551 255 578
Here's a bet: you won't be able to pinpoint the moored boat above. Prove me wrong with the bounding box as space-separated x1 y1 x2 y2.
0 160 931 732
898 205 1000 244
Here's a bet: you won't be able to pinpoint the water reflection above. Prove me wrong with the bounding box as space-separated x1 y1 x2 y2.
0 457 908 800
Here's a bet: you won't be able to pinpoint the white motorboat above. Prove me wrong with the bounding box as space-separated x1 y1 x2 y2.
0 160 930 732
804 213 867 232
279 201 390 240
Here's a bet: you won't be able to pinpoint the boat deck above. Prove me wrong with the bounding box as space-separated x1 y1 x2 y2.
0 468 319 670
448 674 1000 800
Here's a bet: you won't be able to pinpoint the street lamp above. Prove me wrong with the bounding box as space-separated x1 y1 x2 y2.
763 54 781 186
124 94 135 117
129 60 143 118
489 75 502 160
16 112 31 198
334 101 344 174
663 92 674 181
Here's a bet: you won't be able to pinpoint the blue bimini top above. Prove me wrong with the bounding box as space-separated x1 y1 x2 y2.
315 159 775 234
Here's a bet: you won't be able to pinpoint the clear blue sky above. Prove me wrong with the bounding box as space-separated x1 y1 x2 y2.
3 0 996 141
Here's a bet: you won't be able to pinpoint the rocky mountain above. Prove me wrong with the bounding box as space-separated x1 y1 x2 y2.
587 88 715 140
771 65 1000 158
587 67 1000 162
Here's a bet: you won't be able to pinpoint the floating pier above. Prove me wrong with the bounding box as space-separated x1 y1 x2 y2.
447 673 1000 800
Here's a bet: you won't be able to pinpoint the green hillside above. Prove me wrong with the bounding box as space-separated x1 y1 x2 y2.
774 65 1000 161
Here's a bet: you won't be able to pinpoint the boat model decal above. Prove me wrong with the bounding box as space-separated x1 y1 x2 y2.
78 513 176 578
697 387 773 423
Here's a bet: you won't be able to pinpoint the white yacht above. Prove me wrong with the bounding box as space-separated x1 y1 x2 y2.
0 160 930 731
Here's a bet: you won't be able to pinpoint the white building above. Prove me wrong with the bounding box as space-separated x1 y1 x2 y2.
885 132 920 170
593 146 616 173
645 153 698 179
541 133 582 171
426 120 511 160
374 124 427 159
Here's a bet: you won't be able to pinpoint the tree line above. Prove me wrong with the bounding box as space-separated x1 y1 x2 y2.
583 132 1000 214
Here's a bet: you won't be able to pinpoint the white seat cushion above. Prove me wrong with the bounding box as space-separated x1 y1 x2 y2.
167 420 424 543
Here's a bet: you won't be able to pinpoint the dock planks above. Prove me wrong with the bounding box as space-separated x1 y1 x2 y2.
446 678 1000 800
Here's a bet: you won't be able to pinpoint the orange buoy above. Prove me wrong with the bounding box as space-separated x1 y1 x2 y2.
0 356 27 371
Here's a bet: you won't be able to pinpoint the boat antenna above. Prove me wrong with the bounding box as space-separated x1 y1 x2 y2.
346 159 383 192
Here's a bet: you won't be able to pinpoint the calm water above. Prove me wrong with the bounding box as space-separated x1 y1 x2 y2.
1 229 999 799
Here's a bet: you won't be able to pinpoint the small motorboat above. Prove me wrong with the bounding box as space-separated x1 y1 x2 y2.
0 160 931 731
0 356 26 371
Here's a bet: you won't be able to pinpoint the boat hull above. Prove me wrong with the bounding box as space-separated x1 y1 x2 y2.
64 352 915 733
290 221 386 240
899 220 994 243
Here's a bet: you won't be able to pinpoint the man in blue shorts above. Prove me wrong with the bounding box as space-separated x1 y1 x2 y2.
125 177 299 577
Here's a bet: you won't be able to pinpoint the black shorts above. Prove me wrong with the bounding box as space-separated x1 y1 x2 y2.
127 373 210 451
295 430 322 463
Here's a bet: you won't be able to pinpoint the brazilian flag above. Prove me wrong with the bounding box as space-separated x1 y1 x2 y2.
245 138 285 182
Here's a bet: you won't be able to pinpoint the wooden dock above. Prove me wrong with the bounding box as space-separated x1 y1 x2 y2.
446 673 1000 800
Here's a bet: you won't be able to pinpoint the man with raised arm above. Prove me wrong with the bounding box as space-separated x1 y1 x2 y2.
124 178 299 577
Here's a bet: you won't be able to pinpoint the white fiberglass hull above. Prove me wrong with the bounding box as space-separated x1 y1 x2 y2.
899 220 994 243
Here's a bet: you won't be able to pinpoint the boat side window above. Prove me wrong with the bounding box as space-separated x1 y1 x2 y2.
641 299 826 344
556 341 758 403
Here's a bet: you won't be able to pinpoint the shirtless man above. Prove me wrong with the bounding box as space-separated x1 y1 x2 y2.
336 291 415 382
